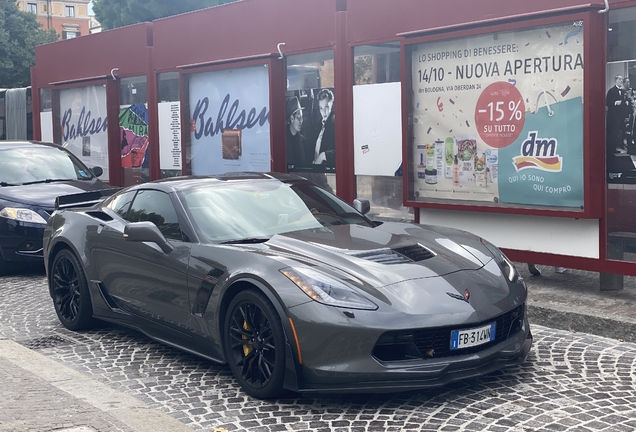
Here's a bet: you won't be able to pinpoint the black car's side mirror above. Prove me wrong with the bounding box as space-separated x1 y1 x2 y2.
352 198 370 215
124 221 174 253
90 166 103 177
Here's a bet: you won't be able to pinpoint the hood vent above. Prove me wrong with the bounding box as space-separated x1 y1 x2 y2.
352 244 434 265
393 244 435 262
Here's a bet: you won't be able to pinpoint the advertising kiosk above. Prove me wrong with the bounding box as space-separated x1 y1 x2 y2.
28 0 636 284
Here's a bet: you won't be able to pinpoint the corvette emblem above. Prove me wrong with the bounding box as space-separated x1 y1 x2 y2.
447 289 471 303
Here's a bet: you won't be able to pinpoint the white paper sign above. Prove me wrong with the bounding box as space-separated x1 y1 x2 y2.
158 101 182 171
353 82 403 176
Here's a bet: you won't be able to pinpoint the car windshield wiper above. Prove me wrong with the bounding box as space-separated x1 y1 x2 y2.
21 178 76 185
0 182 18 186
219 237 271 245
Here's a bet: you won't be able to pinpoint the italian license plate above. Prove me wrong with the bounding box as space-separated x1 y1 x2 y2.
450 322 496 350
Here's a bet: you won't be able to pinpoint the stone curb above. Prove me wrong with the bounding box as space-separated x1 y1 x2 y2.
0 339 195 432
528 305 636 343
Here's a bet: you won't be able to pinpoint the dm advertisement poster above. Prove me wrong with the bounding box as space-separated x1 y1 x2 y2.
411 22 584 208
59 85 109 181
189 66 271 175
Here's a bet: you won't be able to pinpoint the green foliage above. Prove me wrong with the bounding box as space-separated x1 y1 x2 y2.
93 0 236 30
0 0 58 88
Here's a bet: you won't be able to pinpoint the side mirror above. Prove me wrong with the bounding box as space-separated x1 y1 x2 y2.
91 166 103 177
124 221 174 253
353 198 370 215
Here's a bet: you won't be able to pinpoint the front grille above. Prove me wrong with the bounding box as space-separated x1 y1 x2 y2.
372 305 525 362
412 305 524 358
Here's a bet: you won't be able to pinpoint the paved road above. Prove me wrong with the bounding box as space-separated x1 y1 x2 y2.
2 270 636 431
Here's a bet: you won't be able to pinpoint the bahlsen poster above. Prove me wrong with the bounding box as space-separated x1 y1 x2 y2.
410 21 584 209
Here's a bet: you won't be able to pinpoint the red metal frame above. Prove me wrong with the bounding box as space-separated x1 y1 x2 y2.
400 10 604 219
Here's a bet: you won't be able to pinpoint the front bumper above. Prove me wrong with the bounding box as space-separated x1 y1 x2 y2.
287 300 532 394
0 218 46 263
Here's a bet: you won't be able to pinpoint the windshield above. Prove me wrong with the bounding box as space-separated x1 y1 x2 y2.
181 180 373 242
0 146 94 185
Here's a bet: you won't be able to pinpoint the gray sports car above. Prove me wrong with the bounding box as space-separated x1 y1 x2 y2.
43 173 532 398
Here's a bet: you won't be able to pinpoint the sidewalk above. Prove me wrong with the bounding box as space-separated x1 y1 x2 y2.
0 339 195 432
520 263 636 343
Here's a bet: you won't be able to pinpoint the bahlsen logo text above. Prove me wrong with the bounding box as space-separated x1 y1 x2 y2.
512 131 562 173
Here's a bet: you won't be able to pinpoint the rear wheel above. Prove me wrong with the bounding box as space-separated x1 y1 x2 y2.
224 290 286 399
50 249 95 331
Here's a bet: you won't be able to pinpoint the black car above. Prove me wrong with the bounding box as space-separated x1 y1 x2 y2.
0 141 111 274
43 173 532 398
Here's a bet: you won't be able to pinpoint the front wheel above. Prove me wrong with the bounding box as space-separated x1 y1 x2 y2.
224 289 286 399
50 249 95 331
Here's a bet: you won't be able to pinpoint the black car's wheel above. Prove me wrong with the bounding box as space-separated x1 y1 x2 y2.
50 249 95 331
224 289 286 399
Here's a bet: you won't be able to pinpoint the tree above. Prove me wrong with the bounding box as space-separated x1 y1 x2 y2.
0 0 58 88
93 0 236 30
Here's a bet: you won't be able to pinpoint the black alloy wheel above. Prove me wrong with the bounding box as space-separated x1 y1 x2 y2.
224 289 286 399
50 249 95 331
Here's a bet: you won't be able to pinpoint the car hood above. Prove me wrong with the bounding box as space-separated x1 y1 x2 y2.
256 222 494 289
0 180 105 209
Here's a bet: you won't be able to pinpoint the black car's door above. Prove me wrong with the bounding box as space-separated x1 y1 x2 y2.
92 189 192 331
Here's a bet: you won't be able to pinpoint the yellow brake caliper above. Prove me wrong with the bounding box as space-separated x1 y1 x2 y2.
242 321 253 356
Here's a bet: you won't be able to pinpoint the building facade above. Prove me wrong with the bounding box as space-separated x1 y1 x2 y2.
17 0 90 39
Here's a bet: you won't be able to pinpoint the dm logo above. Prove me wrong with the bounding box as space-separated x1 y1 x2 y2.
512 131 562 172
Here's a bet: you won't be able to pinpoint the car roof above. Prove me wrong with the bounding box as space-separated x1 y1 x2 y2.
128 172 310 193
0 140 62 150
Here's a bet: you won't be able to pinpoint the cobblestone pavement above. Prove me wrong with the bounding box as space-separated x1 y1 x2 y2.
2 271 636 431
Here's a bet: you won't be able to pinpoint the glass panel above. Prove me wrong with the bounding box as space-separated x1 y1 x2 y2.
56 85 109 181
357 175 413 222
286 50 336 194
119 76 149 186
353 43 408 222
186 64 271 176
353 42 400 85
407 21 584 210
607 8 636 263
157 72 182 179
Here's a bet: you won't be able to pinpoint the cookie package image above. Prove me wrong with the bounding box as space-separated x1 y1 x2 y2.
222 129 242 160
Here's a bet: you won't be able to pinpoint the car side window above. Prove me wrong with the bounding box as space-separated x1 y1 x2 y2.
105 191 136 218
126 190 183 241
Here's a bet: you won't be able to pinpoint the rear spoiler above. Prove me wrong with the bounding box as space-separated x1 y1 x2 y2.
55 188 121 211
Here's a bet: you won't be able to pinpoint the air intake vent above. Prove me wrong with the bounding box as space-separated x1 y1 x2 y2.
352 244 434 265
393 244 435 262
352 249 412 265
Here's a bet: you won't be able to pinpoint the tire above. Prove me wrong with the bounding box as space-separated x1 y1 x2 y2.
224 289 286 399
50 249 95 331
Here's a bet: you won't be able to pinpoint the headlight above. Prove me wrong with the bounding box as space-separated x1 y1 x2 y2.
280 267 378 310
0 207 47 224
480 238 519 283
